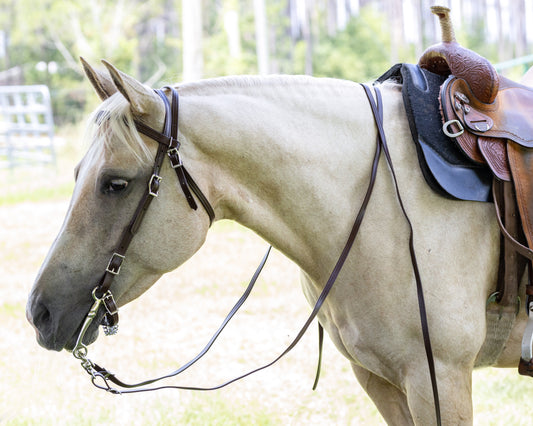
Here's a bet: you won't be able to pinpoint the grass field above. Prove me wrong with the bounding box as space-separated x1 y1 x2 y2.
3 136 533 425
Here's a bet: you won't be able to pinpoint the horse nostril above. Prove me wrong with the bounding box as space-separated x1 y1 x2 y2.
38 305 51 326
28 299 52 334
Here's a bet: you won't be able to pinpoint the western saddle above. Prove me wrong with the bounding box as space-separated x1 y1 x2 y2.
418 6 533 375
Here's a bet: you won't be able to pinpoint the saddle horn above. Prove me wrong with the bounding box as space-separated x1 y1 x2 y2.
418 5 499 104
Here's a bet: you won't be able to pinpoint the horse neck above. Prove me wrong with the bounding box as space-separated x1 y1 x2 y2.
179 77 403 278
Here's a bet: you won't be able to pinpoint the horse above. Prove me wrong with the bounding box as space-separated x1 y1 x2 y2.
26 58 533 425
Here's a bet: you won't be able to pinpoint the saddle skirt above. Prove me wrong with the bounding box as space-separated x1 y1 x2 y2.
377 63 492 202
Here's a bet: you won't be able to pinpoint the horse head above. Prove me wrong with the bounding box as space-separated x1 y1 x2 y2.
26 59 212 351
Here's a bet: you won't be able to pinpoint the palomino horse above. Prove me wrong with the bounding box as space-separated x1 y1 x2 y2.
26 59 533 425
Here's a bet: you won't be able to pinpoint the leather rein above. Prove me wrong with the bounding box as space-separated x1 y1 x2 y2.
72 84 441 426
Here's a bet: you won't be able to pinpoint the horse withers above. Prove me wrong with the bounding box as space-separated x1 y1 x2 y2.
26 58 531 424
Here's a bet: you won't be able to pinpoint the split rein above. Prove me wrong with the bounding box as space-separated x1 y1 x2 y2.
71 84 441 425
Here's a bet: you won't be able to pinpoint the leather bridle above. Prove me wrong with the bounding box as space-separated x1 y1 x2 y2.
72 86 214 368
71 84 440 426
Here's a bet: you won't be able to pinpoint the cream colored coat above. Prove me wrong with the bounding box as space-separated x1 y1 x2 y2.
27 61 533 425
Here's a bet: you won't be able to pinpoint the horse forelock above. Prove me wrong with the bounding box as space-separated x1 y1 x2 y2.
83 93 153 166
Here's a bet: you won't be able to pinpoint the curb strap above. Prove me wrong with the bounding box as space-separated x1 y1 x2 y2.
361 84 442 426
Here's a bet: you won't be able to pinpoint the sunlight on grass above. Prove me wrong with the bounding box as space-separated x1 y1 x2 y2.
0 180 74 206
179 395 280 425
473 368 533 426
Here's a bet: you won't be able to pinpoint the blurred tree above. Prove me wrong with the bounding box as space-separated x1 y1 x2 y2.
182 0 203 80
513 0 527 58
254 0 269 74
312 6 391 81
0 0 530 124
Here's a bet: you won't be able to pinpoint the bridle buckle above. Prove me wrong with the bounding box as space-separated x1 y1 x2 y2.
148 174 162 197
106 253 125 275
167 147 183 169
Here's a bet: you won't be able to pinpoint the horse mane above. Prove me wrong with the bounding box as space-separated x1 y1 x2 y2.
83 74 386 165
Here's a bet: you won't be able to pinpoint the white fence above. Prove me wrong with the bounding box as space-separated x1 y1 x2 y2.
0 85 56 168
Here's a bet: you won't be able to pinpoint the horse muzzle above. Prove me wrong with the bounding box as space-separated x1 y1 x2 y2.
26 290 101 352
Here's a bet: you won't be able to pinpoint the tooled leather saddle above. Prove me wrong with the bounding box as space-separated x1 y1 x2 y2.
415 6 533 375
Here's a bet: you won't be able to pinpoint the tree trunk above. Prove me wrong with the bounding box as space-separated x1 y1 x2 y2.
327 0 336 36
514 0 527 58
303 0 313 75
182 0 203 81
386 0 404 63
224 0 242 60
254 0 269 74
494 0 506 61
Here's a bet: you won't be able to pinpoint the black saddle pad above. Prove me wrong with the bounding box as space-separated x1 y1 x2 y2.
376 63 492 202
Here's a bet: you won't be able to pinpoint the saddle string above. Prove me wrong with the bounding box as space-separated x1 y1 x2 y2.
76 84 385 394
361 84 442 426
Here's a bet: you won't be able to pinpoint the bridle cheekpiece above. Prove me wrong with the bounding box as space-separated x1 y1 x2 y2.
72 86 214 376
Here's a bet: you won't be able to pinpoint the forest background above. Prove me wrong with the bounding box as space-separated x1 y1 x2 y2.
1 0 532 126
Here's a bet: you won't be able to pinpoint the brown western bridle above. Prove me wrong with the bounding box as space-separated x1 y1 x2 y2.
72 86 215 376
71 84 441 425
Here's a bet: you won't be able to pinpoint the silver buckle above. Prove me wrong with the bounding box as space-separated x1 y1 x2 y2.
149 174 162 197
106 253 125 275
442 119 464 138
167 147 183 169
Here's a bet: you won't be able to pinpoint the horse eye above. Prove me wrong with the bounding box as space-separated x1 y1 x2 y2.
105 178 129 194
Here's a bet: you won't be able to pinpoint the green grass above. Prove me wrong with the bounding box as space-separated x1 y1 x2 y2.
179 396 280 425
0 302 24 318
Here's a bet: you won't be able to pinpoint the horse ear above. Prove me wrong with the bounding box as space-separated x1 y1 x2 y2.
101 60 161 117
80 57 117 101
